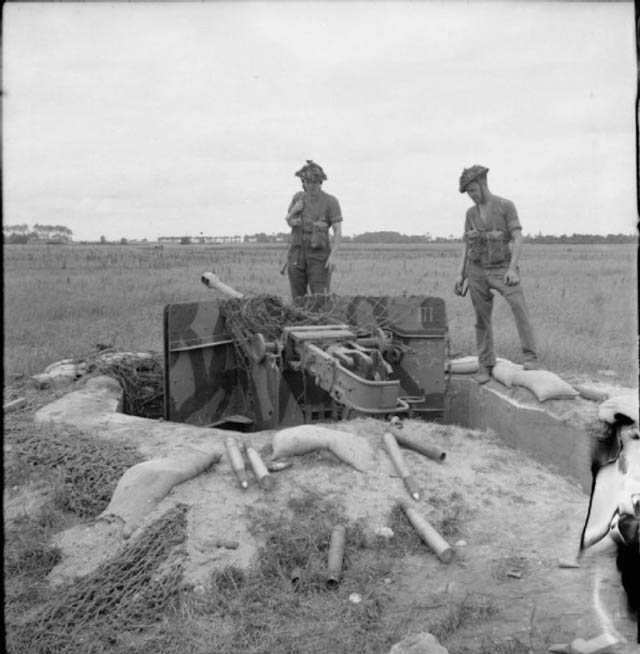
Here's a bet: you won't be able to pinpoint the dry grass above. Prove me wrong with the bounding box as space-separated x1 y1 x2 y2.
2 241 637 653
4 242 637 386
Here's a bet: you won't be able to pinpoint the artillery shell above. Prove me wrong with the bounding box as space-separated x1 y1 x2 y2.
401 502 454 563
326 525 346 588
403 475 421 501
213 538 240 549
383 432 421 500
225 437 248 489
390 426 446 462
267 460 293 473
382 432 410 477
245 444 275 491
290 567 302 586
3 397 27 413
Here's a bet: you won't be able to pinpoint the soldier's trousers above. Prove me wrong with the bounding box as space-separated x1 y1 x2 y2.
287 246 331 300
467 263 537 369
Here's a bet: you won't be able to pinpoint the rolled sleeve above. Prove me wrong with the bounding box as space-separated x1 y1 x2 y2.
327 196 343 225
504 200 522 237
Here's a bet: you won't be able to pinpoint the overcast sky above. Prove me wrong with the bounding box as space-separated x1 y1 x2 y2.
3 1 636 241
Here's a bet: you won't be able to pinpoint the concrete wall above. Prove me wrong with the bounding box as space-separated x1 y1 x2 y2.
443 376 592 494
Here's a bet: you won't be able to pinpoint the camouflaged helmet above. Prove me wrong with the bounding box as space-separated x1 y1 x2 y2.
459 165 489 193
295 160 327 183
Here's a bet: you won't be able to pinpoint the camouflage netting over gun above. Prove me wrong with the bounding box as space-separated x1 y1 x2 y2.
218 293 422 366
90 351 165 419
220 293 418 338
8 504 188 654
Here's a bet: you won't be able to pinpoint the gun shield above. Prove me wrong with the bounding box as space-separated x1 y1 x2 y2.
225 437 248 489
326 525 346 588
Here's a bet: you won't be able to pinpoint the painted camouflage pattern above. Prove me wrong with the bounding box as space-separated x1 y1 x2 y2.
164 295 447 430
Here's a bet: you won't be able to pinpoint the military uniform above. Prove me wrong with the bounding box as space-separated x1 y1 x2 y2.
459 166 538 372
286 161 343 300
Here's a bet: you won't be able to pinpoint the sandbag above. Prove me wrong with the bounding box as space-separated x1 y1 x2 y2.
101 447 222 538
573 384 610 403
272 425 378 472
598 394 639 424
509 369 579 402
491 360 523 388
447 356 478 374
448 356 514 377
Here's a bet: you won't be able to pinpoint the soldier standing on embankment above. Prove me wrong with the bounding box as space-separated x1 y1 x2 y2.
285 160 343 300
454 165 540 384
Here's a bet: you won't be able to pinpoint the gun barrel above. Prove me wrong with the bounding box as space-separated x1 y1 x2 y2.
201 272 244 298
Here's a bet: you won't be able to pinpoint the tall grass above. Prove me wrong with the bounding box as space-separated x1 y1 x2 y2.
4 242 637 385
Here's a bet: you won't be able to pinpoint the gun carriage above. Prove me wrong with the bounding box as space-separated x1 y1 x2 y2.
163 273 449 431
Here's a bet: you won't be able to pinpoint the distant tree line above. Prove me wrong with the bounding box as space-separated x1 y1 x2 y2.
242 230 637 245
2 224 73 244
524 232 636 244
3 225 635 246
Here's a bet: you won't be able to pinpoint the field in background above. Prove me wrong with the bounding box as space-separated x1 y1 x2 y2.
4 242 638 387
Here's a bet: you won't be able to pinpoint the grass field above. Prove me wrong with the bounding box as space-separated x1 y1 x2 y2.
3 241 638 386
3 241 638 654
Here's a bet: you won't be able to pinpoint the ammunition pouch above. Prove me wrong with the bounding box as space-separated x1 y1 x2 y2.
465 229 507 265
465 229 484 263
310 221 330 250
290 226 304 248
485 229 507 265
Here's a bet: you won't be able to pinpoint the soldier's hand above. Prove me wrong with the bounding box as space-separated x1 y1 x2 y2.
454 275 465 296
291 200 304 213
504 269 520 286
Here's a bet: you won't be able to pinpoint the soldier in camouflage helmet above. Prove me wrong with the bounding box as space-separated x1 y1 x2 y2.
285 160 343 300
454 165 539 383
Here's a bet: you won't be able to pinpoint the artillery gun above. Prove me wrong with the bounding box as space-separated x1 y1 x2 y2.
163 273 449 431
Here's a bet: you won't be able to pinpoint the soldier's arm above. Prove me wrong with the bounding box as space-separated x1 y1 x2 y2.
454 240 468 294
326 222 342 268
286 193 304 226
508 228 523 270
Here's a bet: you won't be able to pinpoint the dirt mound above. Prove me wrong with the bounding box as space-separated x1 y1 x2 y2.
45 417 637 649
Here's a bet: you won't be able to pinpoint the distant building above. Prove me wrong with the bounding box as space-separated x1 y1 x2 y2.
157 235 243 244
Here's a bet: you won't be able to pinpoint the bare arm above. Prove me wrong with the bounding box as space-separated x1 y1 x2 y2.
505 229 523 285
454 240 468 294
286 199 304 227
326 222 342 268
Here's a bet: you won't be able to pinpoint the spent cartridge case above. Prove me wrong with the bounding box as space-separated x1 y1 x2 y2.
245 444 275 491
225 437 248 489
290 567 302 586
391 427 446 462
401 502 454 563
383 432 420 500
326 525 346 588
382 432 410 477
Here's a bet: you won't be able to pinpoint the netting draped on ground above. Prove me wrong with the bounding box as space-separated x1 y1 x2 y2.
9 504 188 654
88 351 164 419
8 426 143 519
